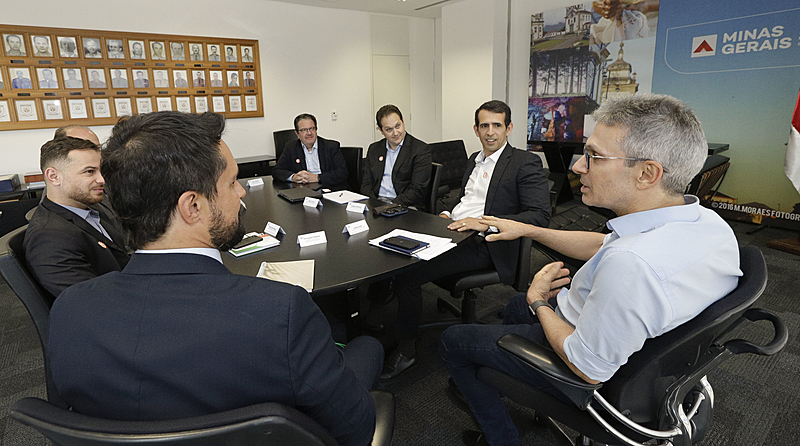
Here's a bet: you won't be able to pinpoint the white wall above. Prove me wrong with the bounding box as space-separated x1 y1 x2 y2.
1 0 437 179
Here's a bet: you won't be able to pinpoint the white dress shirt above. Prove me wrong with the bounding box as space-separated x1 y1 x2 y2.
450 144 507 221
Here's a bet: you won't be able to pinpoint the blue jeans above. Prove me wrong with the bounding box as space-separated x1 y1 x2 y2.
439 293 564 446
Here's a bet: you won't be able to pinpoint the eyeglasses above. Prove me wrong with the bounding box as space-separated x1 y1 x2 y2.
297 127 317 134
582 150 668 173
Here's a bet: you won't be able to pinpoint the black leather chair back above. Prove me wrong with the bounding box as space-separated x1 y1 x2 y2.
423 162 443 214
340 146 363 193
602 245 767 424
685 154 730 203
429 140 468 190
272 129 298 161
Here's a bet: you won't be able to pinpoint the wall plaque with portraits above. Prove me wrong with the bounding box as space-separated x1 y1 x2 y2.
0 23 262 131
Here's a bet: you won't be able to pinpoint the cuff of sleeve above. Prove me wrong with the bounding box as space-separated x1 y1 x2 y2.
440 210 452 219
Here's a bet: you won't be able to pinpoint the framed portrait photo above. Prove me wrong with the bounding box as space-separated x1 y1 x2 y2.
106 39 125 59
36 68 59 89
207 44 221 62
192 70 205 88
224 45 237 62
209 70 224 88
30 35 53 57
42 99 64 120
62 68 83 89
150 41 166 60
129 40 146 59
243 71 256 87
3 33 26 57
68 99 88 119
241 46 254 63
57 36 78 57
169 42 185 61
226 70 240 87
86 69 107 89
109 68 128 89
0 70 3 90
132 69 150 88
10 67 33 90
152 70 169 88
82 37 102 58
172 70 189 88
189 43 203 61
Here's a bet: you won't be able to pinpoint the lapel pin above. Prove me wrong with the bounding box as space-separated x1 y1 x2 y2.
379 156 384 162
295 158 301 164
98 241 108 249
483 172 488 179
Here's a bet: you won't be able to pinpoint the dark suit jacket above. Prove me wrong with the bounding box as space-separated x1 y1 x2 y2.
48 253 376 446
447 145 550 284
272 136 348 188
360 133 431 208
23 197 129 299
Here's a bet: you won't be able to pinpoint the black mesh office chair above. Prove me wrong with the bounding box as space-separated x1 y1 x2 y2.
340 146 363 193
475 245 786 446
11 389 395 446
272 129 298 161
423 237 532 328
0 226 64 407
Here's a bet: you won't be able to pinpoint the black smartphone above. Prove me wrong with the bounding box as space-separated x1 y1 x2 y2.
232 235 262 250
382 236 420 251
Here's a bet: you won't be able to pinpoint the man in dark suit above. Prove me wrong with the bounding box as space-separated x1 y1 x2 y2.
272 113 348 189
361 105 432 208
379 100 551 379
47 112 383 446
24 136 129 299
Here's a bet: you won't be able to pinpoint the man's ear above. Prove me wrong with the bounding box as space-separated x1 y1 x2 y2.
473 124 480 138
175 191 205 225
505 122 513 134
44 166 61 187
636 161 664 190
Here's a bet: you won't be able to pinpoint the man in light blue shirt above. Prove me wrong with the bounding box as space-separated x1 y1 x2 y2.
271 113 348 188
440 94 742 446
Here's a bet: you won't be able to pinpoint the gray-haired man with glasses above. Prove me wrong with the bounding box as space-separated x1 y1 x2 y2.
271 113 348 188
439 94 742 446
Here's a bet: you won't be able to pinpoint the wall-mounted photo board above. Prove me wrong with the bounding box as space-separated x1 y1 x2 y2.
0 24 262 131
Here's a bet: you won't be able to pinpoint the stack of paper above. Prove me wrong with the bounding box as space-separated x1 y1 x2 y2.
323 190 368 205
369 229 457 261
257 259 315 292
228 234 280 257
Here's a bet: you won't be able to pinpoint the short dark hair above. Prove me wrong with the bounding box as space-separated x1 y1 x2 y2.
474 100 511 127
54 124 91 140
40 137 99 172
376 105 403 128
293 113 317 131
102 111 227 250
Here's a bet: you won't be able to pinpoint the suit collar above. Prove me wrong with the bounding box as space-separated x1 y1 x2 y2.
123 252 233 276
41 197 126 251
484 144 514 212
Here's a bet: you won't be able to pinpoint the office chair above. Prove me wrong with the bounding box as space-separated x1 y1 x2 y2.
272 129 298 161
685 154 730 205
11 389 396 446
429 140 468 205
423 237 532 328
474 245 787 446
340 146 363 193
0 226 65 407
422 162 443 214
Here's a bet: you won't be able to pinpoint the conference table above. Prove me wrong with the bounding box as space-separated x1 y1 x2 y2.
222 177 473 339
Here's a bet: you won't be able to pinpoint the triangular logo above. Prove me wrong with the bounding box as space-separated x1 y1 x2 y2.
694 41 713 53
691 35 717 58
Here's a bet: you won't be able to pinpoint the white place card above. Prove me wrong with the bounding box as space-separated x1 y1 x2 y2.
303 197 321 208
246 178 264 187
42 99 64 120
15 100 37 121
91 98 111 118
264 221 286 237
343 219 369 235
0 101 10 122
346 202 368 214
297 231 327 248
67 99 88 119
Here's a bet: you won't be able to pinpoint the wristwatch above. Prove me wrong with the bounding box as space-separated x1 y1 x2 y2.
528 299 554 316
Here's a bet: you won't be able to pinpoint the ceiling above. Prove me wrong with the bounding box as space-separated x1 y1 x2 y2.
266 0 464 18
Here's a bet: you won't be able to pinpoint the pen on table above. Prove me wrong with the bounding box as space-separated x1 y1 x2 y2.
338 193 343 197
240 199 247 209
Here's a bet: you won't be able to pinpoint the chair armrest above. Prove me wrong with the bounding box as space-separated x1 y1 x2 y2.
497 334 601 409
724 307 788 356
370 390 395 446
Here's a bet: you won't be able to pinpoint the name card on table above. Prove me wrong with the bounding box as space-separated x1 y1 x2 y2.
342 219 369 236
246 178 264 188
346 202 367 214
297 231 327 247
264 221 286 237
303 197 321 208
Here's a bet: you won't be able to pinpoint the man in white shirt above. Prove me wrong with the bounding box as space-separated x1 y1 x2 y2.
379 100 550 379
440 94 742 446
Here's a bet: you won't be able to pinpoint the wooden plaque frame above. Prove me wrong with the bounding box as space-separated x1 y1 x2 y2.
0 24 262 131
